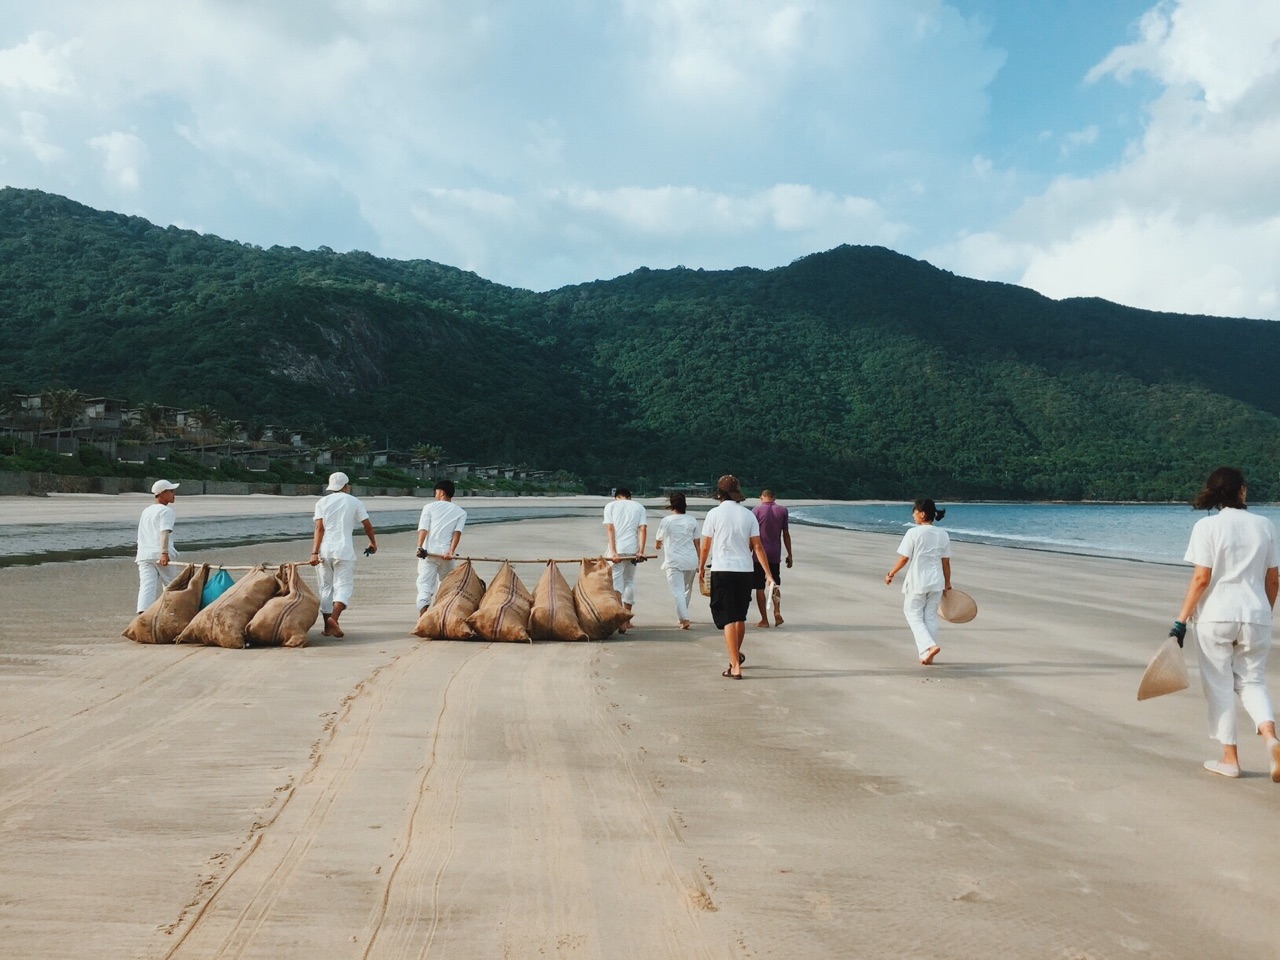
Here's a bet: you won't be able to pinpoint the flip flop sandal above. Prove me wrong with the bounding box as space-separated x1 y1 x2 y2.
722 667 742 679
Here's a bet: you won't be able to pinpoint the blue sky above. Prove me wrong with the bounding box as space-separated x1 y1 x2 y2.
2 0 1278 319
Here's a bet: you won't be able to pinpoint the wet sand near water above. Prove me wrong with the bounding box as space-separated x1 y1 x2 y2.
1 503 1278 959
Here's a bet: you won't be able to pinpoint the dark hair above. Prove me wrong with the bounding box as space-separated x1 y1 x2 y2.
1192 467 1247 511
668 491 687 513
615 487 632 499
434 479 456 497
914 498 946 522
715 474 745 502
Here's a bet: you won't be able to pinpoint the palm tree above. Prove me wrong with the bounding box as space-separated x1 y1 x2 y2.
346 435 372 467
217 419 243 442
40 388 84 454
134 401 169 440
187 404 220 442
0 386 23 431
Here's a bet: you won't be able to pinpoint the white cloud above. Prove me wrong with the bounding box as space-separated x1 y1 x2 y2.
934 0 1280 319
88 131 146 191
0 32 79 95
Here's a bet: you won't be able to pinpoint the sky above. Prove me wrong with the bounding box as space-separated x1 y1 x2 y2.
2 0 1280 320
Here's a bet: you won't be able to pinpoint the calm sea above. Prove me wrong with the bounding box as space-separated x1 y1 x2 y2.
790 502 1280 566
0 505 591 568
5 500 1280 568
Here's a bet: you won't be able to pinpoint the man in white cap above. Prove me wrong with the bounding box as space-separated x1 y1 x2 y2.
309 472 378 638
136 479 180 613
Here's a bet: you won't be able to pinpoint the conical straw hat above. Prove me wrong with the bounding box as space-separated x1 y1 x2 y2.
939 588 977 623
1137 636 1189 701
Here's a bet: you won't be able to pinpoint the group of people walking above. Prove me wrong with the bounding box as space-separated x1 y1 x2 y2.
133 464 1280 781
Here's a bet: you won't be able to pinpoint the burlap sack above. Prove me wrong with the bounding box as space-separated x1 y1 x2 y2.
175 566 280 649
413 561 486 640
245 564 321 648
529 561 588 642
123 563 209 644
467 561 534 642
573 558 633 640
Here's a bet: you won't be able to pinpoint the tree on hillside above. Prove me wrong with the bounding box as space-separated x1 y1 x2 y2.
40 388 84 454
187 404 220 442
134 401 170 440
411 443 445 473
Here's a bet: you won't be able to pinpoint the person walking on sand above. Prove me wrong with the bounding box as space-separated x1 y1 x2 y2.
885 498 952 665
309 472 377 638
698 475 774 679
603 487 648 631
1170 467 1280 782
656 491 701 629
753 489 793 627
415 479 467 613
135 479 181 613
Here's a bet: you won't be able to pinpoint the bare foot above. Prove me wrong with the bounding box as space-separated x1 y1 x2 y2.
756 620 770 628
774 616 784 626
321 615 334 637
328 619 345 639
920 645 941 665
680 620 691 630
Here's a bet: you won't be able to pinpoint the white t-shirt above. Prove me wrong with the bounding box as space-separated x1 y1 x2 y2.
1184 507 1279 625
418 500 467 555
313 491 371 561
895 524 951 595
701 501 760 572
603 498 648 555
136 502 178 562
657 513 701 571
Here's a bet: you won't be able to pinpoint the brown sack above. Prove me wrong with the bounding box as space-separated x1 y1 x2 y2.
529 561 588 642
123 563 209 644
246 564 321 648
175 566 280 649
573 558 632 640
413 561 486 640
467 561 534 642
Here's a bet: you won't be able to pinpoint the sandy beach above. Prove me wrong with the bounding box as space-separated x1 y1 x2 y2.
2 496 1278 959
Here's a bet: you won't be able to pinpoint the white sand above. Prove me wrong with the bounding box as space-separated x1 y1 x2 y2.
1 497 1278 959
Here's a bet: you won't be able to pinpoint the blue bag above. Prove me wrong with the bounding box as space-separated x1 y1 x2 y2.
200 568 236 609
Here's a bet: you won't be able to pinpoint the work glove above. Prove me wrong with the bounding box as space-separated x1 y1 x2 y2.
1168 620 1187 648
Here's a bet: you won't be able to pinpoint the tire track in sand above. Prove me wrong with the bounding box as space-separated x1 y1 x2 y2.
160 646 433 960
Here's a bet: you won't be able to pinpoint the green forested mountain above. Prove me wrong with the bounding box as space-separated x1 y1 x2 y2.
3 186 1279 500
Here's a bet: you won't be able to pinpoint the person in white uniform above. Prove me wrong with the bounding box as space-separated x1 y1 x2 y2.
603 488 648 630
655 491 701 629
1172 466 1280 782
885 498 952 665
309 472 378 638
698 475 774 679
415 479 467 612
135 478 181 613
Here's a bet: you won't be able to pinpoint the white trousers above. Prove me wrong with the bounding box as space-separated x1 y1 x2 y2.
416 556 455 610
903 591 942 658
664 567 696 623
1194 620 1275 745
136 560 178 613
611 559 638 605
315 557 355 614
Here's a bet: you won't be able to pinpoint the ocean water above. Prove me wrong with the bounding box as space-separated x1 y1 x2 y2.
6 499 1280 568
0 505 589 568
790 502 1280 565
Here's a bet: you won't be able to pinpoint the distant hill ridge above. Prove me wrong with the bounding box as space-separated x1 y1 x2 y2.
2 185 1278 500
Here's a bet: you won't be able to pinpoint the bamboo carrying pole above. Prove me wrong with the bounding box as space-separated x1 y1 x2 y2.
181 555 658 571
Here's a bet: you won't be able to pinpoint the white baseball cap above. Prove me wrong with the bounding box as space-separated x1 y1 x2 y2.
326 471 350 491
151 479 180 495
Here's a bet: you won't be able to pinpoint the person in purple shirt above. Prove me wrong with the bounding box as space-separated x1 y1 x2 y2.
753 489 793 627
